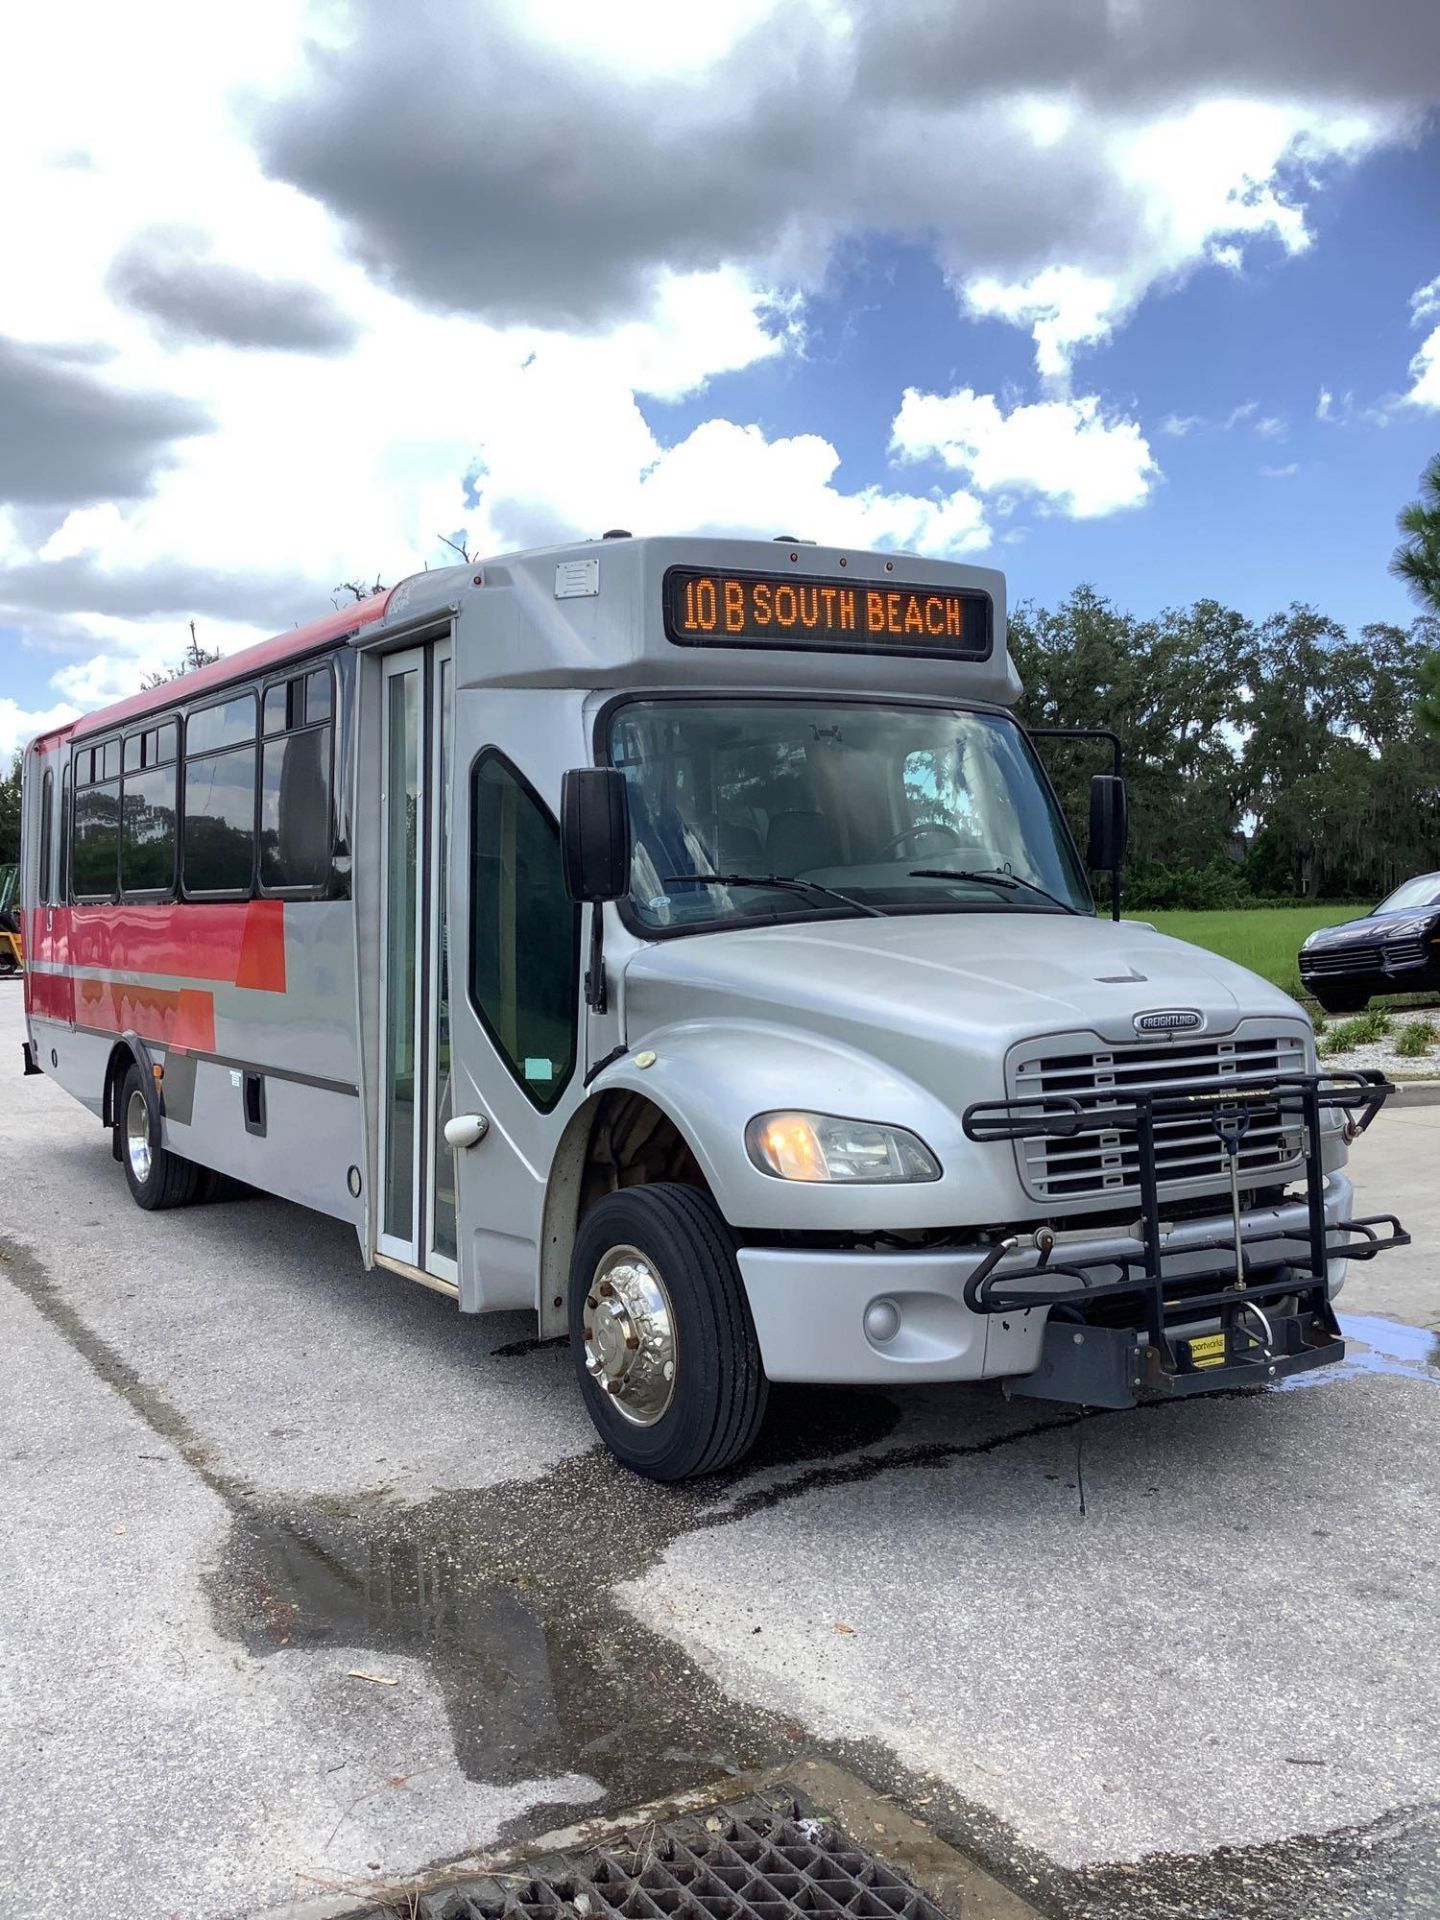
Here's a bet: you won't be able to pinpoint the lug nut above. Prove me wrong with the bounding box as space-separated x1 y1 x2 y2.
598 1280 614 1298
625 1334 640 1351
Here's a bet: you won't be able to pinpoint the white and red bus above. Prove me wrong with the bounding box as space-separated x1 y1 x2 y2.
20 535 1407 1478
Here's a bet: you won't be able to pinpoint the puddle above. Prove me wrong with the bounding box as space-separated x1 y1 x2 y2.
1280 1312 1440 1390
207 1385 907 1827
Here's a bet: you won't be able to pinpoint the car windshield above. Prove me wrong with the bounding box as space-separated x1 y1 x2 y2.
607 698 1092 931
1375 874 1440 914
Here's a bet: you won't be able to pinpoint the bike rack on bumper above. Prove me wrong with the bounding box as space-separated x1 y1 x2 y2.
961 1071 1410 1407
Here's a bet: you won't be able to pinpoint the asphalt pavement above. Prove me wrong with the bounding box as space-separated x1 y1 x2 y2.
1 980 1437 1920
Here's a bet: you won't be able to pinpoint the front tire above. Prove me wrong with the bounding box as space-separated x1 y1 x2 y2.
569 1183 768 1481
1316 988 1370 1015
118 1062 199 1210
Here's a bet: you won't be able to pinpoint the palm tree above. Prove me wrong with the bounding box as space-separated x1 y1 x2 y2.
1392 456 1440 737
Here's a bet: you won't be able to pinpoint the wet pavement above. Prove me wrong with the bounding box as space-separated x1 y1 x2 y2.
1 983 1438 1919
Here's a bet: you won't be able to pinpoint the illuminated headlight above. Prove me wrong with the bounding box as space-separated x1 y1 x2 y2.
745 1111 941 1183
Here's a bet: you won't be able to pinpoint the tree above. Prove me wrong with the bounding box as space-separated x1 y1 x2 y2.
140 621 221 689
1392 453 1440 615
0 752 20 866
1392 455 1440 741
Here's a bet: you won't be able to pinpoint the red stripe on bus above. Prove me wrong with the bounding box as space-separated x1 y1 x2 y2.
65 901 288 992
73 978 217 1051
26 966 72 1023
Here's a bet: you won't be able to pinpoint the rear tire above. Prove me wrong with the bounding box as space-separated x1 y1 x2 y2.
118 1062 199 1211
1315 988 1370 1015
569 1183 769 1481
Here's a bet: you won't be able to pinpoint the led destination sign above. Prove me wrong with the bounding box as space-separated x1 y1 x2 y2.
664 567 991 657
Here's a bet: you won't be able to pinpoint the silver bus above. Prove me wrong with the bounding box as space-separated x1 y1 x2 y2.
19 534 1409 1477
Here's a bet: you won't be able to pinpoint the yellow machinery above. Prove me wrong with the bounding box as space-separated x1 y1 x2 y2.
0 863 21 975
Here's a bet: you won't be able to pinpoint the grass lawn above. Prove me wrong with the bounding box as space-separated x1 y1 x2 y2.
1141 905 1366 1000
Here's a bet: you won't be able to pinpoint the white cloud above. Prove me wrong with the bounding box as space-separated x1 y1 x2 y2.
954 100 1398 382
0 698 80 761
1404 274 1440 410
1260 462 1299 478
890 389 1159 518
1160 412 1202 437
0 0 1434 723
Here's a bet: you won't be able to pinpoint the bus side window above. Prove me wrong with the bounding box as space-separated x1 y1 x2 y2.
38 769 53 904
468 752 579 1111
120 719 178 898
259 665 334 894
182 692 257 897
72 743 121 901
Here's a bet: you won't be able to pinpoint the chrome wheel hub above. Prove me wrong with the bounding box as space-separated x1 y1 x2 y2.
582 1244 677 1427
125 1088 152 1183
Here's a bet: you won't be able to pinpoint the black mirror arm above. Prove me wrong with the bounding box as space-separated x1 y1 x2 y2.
585 902 607 1014
1030 728 1126 923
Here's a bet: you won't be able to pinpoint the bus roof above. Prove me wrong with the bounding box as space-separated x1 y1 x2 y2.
62 590 394 746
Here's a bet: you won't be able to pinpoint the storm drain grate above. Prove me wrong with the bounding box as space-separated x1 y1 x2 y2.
401 1792 951 1920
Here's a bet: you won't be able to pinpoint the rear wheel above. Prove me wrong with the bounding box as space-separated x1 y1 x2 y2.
569 1183 768 1481
1315 988 1370 1014
118 1062 199 1210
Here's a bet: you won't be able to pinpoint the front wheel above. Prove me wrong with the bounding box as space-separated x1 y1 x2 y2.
118 1062 199 1210
1315 988 1370 1015
569 1183 769 1481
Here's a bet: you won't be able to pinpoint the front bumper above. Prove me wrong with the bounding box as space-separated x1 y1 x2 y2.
736 1171 1364 1386
738 1071 1410 1400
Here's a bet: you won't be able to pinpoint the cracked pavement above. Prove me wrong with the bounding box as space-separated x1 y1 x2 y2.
1 983 1438 1920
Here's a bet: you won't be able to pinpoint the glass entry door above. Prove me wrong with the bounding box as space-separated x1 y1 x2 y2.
377 639 455 1284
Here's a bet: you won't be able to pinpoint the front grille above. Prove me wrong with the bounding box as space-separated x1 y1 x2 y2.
1385 937 1428 969
1301 944 1380 975
1009 1029 1308 1202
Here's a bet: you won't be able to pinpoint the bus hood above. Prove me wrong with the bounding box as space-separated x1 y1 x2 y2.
623 911 1305 1055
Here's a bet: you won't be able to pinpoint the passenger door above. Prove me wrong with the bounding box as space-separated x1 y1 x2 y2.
446 700 582 1315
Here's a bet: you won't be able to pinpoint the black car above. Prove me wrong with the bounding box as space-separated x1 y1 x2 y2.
1298 871 1440 1012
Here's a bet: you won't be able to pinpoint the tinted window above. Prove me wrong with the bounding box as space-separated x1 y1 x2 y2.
101 739 121 781
121 766 178 894
263 683 289 734
156 721 178 764
187 694 255 756
73 782 120 898
305 669 332 724
38 769 53 904
469 754 577 1109
183 743 256 893
260 728 331 890
123 734 143 774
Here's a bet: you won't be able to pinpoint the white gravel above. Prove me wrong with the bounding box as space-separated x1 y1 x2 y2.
1316 1003 1440 1079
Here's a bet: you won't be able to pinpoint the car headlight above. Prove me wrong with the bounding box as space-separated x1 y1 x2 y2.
1301 931 1319 950
745 1111 941 1183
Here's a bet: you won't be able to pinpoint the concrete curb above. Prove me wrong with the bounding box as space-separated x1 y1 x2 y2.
1391 1079 1440 1108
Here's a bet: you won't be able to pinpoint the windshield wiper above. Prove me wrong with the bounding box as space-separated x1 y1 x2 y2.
660 872 887 918
908 868 1079 916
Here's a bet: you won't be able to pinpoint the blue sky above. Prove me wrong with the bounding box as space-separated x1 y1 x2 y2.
651 132 1440 635
2 0 1438 752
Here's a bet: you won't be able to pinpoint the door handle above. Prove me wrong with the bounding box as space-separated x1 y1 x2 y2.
444 1112 490 1150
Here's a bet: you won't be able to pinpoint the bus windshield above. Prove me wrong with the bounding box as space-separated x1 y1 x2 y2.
607 698 1093 931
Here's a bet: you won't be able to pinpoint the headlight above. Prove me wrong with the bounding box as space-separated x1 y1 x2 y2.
745 1111 941 1183
1301 931 1319 950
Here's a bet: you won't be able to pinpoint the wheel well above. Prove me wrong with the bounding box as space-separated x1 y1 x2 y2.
102 1041 140 1130
538 1090 709 1338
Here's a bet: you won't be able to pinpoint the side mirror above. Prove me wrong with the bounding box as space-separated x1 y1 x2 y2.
561 767 631 903
1087 773 1128 873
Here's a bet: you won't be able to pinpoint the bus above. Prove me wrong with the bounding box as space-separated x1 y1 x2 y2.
18 535 1410 1478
